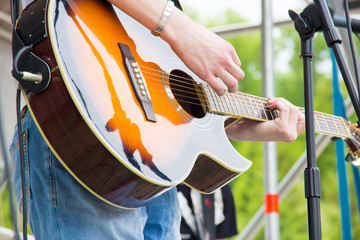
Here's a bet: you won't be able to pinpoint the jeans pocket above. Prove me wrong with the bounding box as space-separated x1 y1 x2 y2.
10 124 31 215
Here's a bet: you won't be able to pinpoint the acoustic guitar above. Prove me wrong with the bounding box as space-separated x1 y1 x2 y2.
16 0 360 208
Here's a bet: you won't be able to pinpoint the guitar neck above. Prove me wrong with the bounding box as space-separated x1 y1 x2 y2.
200 84 350 139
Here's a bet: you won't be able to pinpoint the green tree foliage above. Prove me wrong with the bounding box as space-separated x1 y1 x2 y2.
0 187 12 228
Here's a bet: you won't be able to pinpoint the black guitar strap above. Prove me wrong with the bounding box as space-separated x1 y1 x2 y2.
173 0 183 11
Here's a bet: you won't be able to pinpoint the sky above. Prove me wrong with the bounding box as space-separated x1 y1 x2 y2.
180 0 308 24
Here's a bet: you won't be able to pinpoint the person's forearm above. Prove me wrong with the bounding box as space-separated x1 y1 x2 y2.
108 0 167 30
107 0 188 44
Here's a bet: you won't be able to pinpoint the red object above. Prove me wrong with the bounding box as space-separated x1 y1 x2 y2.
205 198 212 208
265 194 279 214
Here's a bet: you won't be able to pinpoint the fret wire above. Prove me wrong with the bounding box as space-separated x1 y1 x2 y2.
260 98 269 120
260 98 274 120
262 104 269 120
224 92 232 114
314 112 322 131
340 118 351 137
267 108 274 120
326 113 337 133
239 93 250 117
227 93 233 114
225 92 234 115
317 114 328 132
228 93 234 114
217 89 225 112
203 85 212 110
214 90 225 112
242 94 251 117
335 119 348 137
237 92 250 116
334 119 347 135
333 117 348 135
218 92 225 113
213 91 225 112
264 100 273 120
247 95 256 118
247 95 257 118
333 117 344 124
316 113 329 132
231 93 240 116
245 94 256 118
231 93 241 116
208 86 220 112
204 85 212 110
223 93 230 114
322 113 341 123
331 115 340 135
220 91 228 113
251 95 260 119
235 93 243 116
220 92 228 113
251 95 262 120
259 95 269 120
326 116 346 133
208 87 218 111
321 112 331 133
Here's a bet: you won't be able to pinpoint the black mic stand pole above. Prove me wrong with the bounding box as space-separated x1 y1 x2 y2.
301 38 322 240
289 8 322 239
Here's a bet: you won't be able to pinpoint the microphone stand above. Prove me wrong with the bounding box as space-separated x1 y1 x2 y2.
289 1 360 239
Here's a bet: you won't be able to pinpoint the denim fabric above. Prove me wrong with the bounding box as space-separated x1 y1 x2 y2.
10 109 181 240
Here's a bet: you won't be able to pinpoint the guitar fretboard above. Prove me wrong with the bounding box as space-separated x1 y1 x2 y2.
201 84 350 139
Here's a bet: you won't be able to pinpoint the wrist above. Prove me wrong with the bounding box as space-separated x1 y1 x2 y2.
160 7 192 44
151 0 174 36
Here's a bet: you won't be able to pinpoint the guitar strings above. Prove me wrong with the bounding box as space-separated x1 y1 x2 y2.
126 65 277 120
139 64 271 103
136 66 345 126
138 65 341 123
140 73 272 117
139 65 270 104
139 66 272 111
137 65 271 106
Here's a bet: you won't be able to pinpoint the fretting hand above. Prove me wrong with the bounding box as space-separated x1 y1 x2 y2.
226 97 305 142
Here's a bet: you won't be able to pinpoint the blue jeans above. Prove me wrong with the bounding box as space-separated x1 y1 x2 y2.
9 108 181 240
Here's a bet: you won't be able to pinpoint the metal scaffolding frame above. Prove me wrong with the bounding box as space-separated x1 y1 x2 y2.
261 0 280 239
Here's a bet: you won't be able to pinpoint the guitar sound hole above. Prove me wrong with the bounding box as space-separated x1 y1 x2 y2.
169 70 205 118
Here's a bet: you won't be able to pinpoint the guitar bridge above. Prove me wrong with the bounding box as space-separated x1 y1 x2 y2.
118 43 156 122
